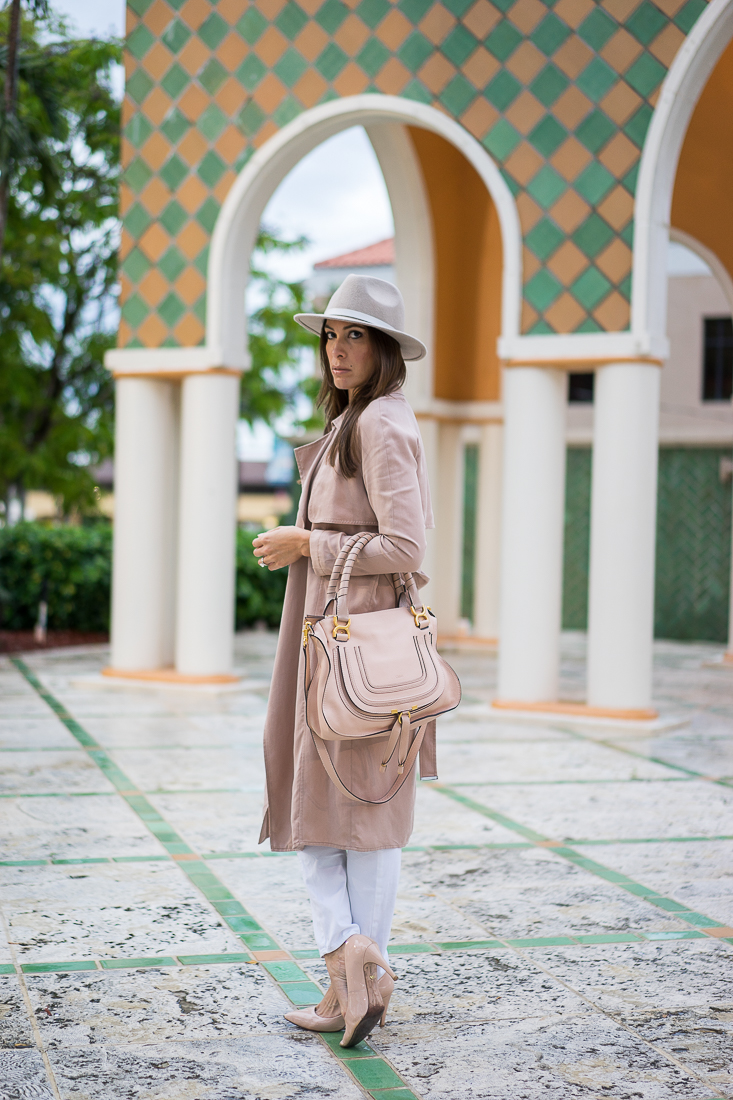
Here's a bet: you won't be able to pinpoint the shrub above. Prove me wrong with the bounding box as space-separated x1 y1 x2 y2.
235 529 287 629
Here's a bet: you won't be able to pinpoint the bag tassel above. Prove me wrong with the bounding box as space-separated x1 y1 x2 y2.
380 710 413 774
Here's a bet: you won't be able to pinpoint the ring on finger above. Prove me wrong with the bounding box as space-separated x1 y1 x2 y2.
258 558 267 568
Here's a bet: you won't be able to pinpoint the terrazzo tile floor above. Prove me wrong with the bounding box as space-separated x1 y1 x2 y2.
1 633 732 1099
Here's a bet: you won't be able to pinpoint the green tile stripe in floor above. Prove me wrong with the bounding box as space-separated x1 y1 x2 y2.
432 784 732 940
10 658 422 1100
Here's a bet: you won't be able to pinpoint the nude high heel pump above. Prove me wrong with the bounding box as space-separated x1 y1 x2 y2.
341 934 397 1048
285 972 395 1033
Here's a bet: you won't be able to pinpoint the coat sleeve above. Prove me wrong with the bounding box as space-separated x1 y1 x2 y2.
309 397 427 578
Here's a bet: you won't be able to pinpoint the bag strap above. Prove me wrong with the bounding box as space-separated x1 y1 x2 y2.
324 532 366 612
310 717 426 805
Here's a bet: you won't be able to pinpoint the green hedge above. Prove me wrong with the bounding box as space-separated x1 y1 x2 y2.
0 523 287 633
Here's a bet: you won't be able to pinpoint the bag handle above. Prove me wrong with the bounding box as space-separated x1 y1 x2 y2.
324 532 367 611
328 534 425 624
310 720 426 805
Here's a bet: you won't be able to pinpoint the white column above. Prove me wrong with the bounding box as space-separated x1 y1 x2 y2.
417 415 438 607
586 363 661 709
175 372 240 676
497 368 567 702
474 422 503 641
110 378 179 671
727 477 733 660
431 421 464 635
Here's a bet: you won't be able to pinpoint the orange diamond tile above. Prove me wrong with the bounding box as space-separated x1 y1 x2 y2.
177 220 208 259
253 71 287 113
552 85 592 129
460 96 499 140
599 131 637 177
463 44 500 87
119 273 133 302
142 87 174 126
516 191 543 232
254 26 289 66
375 8 412 49
253 118 279 148
508 0 546 35
139 268 170 306
139 223 171 262
142 0 174 37
118 319 133 347
374 56 411 95
125 8 137 36
298 0 324 12
521 299 539 332
553 0 594 30
214 169 237 203
179 83 209 122
334 13 370 56
217 0 244 23
138 313 169 347
505 90 545 135
550 135 592 182
178 129 208 166
600 28 643 73
143 41 175 81
463 0 501 39
648 86 660 108
652 0 687 15
649 22 685 66
419 4 456 46
592 289 629 330
120 186 135 217
602 0 640 21
124 53 136 79
121 137 135 167
294 23 329 61
293 68 329 107
141 131 173 171
119 228 134 259
553 36 593 80
504 141 543 185
599 81 641 125
179 36 210 75
258 0 287 19
548 240 589 285
215 124 247 164
173 312 206 346
177 174 209 213
334 61 371 96
506 40 546 83
549 189 590 233
122 97 135 126
597 184 634 230
140 177 173 216
175 266 207 305
217 32 248 72
523 246 541 280
595 238 632 283
544 290 586 331
418 53 456 95
216 77 247 115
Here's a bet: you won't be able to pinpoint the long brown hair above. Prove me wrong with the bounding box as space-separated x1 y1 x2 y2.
317 324 407 478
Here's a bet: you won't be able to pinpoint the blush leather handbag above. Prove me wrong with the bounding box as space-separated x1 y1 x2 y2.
302 531 461 804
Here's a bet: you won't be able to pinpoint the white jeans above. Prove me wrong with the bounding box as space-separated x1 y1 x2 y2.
298 846 401 962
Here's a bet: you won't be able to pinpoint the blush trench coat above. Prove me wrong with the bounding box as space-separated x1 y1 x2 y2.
259 391 436 852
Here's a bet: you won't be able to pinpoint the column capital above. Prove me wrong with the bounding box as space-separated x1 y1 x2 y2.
106 347 246 379
498 332 668 370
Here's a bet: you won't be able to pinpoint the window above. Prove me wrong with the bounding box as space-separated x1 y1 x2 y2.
703 317 733 401
568 372 594 403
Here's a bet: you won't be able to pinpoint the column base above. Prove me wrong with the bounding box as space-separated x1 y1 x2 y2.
101 667 239 685
438 634 498 649
492 699 658 721
722 653 733 666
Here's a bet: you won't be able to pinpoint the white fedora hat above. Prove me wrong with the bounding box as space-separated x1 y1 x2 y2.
294 274 427 361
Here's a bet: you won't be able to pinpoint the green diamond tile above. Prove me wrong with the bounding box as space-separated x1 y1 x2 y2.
528 318 554 333
198 102 228 141
0 964 14 975
369 1090 419 1100
435 939 503 950
273 95 301 128
238 99 266 137
275 48 308 87
280 981 322 1005
530 63 568 107
160 153 188 191
525 268 563 310
622 161 640 193
126 112 153 148
101 957 177 970
161 61 189 99
316 0 349 34
525 217 564 260
530 12 571 56
624 102 653 147
194 243 210 275
578 7 616 51
492 0 516 10
398 31 433 71
402 77 432 104
212 899 247 916
440 73 475 115
276 1 309 39
167 0 186 10
482 117 521 158
575 109 615 154
161 107 189 144
291 949 320 959
501 166 521 195
358 37 391 77
574 160 615 204
21 960 97 973
571 265 612 309
124 202 152 238
198 12 229 50
573 212 614 258
443 0 474 14
192 293 206 325
241 932 278 950
644 931 705 940
263 961 307 981
126 68 154 105
127 23 155 61
442 24 478 66
316 41 348 81
527 163 565 207
485 69 521 110
128 0 153 15
508 936 575 946
529 114 566 156
236 6 267 44
177 953 253 965
626 0 666 46
197 149 226 187
320 1032 375 1059
161 19 191 55
677 911 724 926
121 248 150 283
158 291 186 327
348 1059 405 1090
196 196 220 233
159 244 187 281
360 0 391 29
200 58 228 95
160 202 187 237
574 933 642 944
237 54 267 92
391 942 434 953
625 52 665 97
576 57 616 103
674 0 706 33
486 22 522 62
620 221 633 246
226 915 262 933
574 316 602 332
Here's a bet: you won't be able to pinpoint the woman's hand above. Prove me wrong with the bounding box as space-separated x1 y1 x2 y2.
253 526 310 570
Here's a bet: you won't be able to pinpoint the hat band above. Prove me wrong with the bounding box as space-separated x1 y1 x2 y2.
324 307 400 333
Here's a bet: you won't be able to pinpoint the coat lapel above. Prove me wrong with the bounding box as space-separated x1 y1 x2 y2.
294 433 332 529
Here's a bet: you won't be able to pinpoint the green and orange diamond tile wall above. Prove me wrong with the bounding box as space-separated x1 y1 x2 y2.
119 0 709 348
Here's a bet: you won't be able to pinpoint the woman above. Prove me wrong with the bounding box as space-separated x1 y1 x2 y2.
253 274 435 1047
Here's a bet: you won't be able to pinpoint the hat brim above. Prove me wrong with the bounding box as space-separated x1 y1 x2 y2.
294 308 427 361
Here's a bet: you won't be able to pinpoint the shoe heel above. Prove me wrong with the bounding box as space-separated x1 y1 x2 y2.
379 977 394 1027
363 943 397 982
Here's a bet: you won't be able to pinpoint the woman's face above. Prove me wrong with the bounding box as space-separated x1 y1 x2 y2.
323 319 376 396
